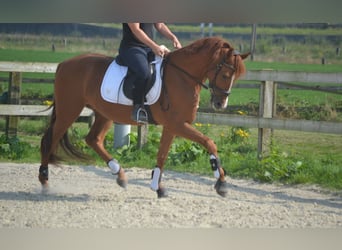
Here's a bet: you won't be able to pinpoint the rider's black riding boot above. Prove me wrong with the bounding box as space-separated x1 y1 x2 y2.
131 81 148 124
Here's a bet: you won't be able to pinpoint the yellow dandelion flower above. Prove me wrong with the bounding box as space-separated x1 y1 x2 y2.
235 129 242 136
43 100 53 106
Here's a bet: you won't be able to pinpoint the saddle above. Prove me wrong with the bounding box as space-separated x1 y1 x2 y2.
100 54 163 107
115 52 157 101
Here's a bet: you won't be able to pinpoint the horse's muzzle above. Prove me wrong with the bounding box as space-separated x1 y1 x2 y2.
211 95 229 111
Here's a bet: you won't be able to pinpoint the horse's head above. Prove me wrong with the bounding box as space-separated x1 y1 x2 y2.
166 37 249 111
207 43 250 111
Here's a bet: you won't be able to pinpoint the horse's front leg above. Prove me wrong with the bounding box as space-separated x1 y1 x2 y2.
85 113 127 188
151 127 175 198
171 122 228 197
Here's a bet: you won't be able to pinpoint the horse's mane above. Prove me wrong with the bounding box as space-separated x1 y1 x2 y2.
170 37 246 78
180 37 231 55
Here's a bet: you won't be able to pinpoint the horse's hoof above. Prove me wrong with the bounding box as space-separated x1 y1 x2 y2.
38 175 49 194
38 174 48 186
116 177 127 189
41 184 49 194
214 179 228 197
157 187 168 198
115 168 128 189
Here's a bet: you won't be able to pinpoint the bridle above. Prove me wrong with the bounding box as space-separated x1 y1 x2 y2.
208 50 240 97
165 49 240 97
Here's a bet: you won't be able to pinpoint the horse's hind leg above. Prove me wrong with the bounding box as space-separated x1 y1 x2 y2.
39 124 69 188
85 112 127 188
39 103 84 188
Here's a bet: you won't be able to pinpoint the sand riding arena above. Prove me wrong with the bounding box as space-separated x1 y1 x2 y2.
0 162 341 228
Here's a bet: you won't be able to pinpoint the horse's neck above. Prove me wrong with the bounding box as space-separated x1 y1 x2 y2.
169 50 211 80
165 51 209 108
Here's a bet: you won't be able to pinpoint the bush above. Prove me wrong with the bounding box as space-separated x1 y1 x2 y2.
257 148 303 183
0 134 35 160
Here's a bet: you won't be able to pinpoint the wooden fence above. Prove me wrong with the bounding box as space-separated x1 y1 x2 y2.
1 61 341 157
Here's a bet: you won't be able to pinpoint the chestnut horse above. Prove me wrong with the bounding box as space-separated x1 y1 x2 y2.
39 37 249 198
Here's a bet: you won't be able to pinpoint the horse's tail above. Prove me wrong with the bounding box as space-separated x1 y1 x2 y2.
40 103 90 165
59 126 91 163
41 61 92 164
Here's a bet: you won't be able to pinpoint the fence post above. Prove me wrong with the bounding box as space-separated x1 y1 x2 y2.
137 124 148 149
5 72 22 138
113 124 131 149
258 80 277 158
250 24 257 61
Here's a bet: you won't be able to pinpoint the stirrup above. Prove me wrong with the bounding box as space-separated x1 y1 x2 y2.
132 105 148 124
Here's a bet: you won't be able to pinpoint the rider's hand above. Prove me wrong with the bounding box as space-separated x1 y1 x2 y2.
172 38 182 49
153 45 170 57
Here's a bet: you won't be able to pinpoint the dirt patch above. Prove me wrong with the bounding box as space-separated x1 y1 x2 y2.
0 162 341 228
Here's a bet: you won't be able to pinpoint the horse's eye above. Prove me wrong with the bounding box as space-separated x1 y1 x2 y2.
222 74 229 80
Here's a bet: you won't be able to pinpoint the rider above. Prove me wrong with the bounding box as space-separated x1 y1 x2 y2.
117 23 182 124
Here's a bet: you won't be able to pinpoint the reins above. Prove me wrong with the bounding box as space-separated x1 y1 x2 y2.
164 57 209 89
164 49 240 97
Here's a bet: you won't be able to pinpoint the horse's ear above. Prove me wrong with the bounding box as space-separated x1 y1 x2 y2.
240 52 251 60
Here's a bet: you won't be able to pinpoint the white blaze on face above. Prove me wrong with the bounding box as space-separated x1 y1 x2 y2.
222 73 235 109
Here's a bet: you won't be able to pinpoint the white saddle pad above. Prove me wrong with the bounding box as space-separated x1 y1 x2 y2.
100 56 163 106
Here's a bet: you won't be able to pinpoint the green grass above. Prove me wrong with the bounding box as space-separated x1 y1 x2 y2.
0 48 83 84
272 130 342 189
245 61 342 73
0 48 82 63
21 83 54 100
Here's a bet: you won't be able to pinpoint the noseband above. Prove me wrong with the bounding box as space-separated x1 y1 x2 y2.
165 49 240 97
